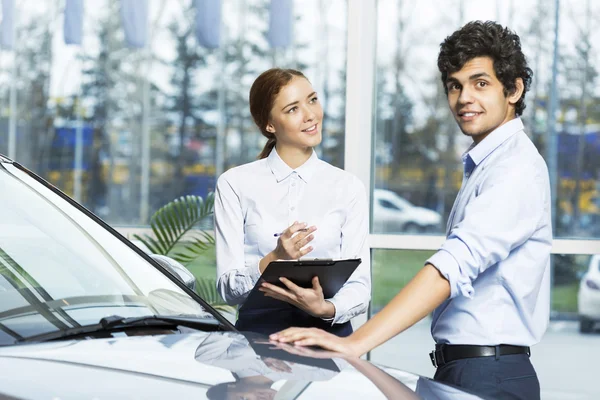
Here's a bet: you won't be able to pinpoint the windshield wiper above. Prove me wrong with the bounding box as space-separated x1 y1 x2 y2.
17 314 222 344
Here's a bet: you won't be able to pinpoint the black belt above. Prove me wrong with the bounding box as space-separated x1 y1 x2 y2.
429 344 530 368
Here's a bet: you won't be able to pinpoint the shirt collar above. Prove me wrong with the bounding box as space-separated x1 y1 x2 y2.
464 117 524 167
266 148 320 183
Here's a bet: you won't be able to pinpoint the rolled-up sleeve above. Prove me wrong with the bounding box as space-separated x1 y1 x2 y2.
215 174 261 305
327 178 372 324
427 165 545 299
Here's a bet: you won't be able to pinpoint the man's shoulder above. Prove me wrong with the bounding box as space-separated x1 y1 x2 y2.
489 131 547 175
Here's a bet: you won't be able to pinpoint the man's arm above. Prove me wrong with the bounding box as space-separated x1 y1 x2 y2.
270 263 450 357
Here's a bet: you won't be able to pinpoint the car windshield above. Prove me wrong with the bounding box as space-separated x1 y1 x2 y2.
0 161 213 346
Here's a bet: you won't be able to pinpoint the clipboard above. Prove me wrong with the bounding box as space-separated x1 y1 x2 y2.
240 258 362 311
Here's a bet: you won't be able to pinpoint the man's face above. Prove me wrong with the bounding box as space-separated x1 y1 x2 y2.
445 56 523 144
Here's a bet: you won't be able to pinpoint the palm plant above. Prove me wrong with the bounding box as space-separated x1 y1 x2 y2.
133 194 234 314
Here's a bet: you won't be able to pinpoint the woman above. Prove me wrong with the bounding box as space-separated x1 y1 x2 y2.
214 68 370 336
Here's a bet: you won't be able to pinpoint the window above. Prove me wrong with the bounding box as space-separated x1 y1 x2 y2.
1 0 347 226
372 0 600 240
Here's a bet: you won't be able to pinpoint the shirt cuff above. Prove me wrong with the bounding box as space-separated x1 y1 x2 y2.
322 298 339 325
426 249 474 299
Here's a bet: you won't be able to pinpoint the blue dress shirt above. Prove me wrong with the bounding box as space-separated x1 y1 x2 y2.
427 118 553 346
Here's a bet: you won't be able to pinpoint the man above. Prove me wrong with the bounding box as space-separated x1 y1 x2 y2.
270 21 552 400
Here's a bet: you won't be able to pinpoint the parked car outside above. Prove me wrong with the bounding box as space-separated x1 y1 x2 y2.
373 189 442 234
578 254 600 333
0 154 484 399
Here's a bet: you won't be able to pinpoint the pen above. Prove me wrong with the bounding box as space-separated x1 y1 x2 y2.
274 228 308 237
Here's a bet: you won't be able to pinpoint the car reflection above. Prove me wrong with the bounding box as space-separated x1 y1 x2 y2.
195 331 484 400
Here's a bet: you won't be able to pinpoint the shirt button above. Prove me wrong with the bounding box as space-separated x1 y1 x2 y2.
291 183 296 187
290 206 295 211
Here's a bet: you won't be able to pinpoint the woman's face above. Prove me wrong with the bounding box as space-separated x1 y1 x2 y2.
266 76 323 151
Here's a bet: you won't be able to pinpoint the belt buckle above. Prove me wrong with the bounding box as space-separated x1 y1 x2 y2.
429 349 444 368
429 351 437 368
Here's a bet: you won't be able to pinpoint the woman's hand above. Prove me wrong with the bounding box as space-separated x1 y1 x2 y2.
266 340 345 360
259 276 335 319
258 222 317 273
273 221 317 260
269 327 362 358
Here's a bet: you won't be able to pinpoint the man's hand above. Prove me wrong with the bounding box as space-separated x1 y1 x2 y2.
269 327 361 357
259 276 335 319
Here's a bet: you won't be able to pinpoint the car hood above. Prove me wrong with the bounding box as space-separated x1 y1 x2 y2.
0 331 480 399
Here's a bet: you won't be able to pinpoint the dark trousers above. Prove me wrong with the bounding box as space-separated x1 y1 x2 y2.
236 306 353 337
433 353 540 400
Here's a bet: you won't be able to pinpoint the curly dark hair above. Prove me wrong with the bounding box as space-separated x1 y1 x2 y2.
437 21 533 116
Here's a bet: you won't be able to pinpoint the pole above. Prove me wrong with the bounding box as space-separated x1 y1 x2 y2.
140 48 150 223
140 0 166 223
215 24 226 178
7 2 16 159
74 79 83 202
546 0 560 318
8 56 16 159
572 0 590 234
547 0 560 232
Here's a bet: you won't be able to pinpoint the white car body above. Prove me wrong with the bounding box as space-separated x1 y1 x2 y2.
0 153 485 400
372 189 442 234
578 254 600 333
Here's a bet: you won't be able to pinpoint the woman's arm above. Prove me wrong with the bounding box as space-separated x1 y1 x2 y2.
214 174 263 305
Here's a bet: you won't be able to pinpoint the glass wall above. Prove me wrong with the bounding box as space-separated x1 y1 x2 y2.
2 1 599 336
0 0 347 225
370 249 592 322
373 0 600 239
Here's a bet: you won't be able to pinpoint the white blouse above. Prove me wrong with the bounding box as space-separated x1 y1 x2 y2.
214 148 371 324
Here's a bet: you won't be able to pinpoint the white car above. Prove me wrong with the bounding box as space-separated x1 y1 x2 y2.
372 189 442 234
0 153 485 400
578 254 600 333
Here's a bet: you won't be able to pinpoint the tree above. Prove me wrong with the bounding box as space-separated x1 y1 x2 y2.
13 17 53 176
80 0 157 222
164 15 209 196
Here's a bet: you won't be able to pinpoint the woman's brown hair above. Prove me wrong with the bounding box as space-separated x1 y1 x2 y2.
249 68 307 159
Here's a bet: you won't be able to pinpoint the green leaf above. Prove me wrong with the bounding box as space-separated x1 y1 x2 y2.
149 194 215 256
195 277 227 306
140 193 228 308
151 225 169 254
132 234 162 255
